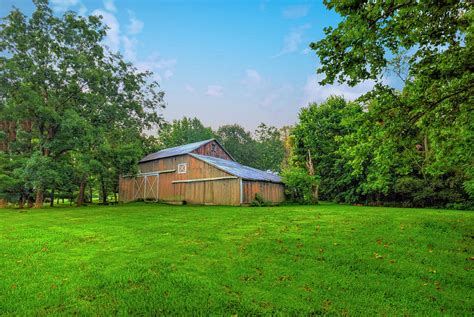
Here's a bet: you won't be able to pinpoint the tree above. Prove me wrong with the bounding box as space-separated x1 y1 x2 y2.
0 0 165 207
308 0 473 207
253 123 285 172
216 124 258 167
286 96 361 203
158 117 215 149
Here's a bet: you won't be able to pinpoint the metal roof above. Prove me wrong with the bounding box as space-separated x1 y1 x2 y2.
190 153 282 183
139 139 214 163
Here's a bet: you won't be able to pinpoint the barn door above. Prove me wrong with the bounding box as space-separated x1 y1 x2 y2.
134 176 145 200
144 175 159 200
133 175 159 200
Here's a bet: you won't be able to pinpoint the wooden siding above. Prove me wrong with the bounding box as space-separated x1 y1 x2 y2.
119 153 285 205
242 180 285 204
175 178 240 205
191 140 233 160
120 154 240 205
118 176 135 202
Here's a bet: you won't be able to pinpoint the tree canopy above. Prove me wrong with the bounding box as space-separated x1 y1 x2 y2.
282 0 473 208
0 0 164 206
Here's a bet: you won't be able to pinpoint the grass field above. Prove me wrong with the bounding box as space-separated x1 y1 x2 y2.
0 203 473 315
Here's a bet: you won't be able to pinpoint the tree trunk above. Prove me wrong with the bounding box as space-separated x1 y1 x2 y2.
50 189 54 207
114 191 117 203
57 193 60 205
18 195 24 209
89 183 93 203
34 189 44 208
27 196 34 208
313 184 319 204
77 179 86 206
306 149 319 204
101 179 107 204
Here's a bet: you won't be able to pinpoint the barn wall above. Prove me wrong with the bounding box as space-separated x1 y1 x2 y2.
120 154 240 205
191 140 233 161
242 181 285 204
118 176 135 202
173 178 240 205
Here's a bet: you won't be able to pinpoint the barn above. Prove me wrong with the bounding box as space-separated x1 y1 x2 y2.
118 139 285 205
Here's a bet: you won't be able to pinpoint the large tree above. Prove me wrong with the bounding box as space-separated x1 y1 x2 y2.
216 124 258 167
157 117 215 149
253 123 285 172
286 96 362 203
0 0 165 207
309 0 473 206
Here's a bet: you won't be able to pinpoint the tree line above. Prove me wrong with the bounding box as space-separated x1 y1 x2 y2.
145 117 285 173
283 0 473 209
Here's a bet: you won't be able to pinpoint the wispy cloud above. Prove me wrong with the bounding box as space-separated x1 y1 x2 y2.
260 84 294 109
90 3 175 83
164 70 174 80
50 0 86 15
135 53 177 82
274 23 311 57
92 9 120 52
122 35 137 61
241 69 263 86
282 5 310 19
185 85 196 93
103 0 116 12
127 11 144 35
206 85 224 97
302 75 375 106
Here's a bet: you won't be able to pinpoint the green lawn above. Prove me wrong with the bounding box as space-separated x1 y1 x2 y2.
0 203 473 315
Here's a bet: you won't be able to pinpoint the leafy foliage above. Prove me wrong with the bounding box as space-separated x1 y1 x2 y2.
296 0 474 208
0 0 164 206
157 117 215 149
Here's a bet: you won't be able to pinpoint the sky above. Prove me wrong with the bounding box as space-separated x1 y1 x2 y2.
0 0 380 130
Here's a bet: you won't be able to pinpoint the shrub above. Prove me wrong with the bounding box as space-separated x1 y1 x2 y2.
282 166 318 204
251 193 270 207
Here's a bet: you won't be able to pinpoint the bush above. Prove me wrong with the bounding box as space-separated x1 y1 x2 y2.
250 193 270 207
282 167 318 204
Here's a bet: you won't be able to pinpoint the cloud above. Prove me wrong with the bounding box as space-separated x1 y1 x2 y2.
206 85 224 97
242 69 262 86
301 47 312 55
260 84 294 109
127 11 144 35
103 0 116 12
282 5 310 19
135 53 177 70
275 24 311 57
185 85 196 93
50 0 87 15
122 36 137 61
164 70 174 80
92 9 120 52
302 75 375 106
135 53 177 82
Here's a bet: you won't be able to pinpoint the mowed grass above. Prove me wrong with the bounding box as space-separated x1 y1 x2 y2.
0 203 473 315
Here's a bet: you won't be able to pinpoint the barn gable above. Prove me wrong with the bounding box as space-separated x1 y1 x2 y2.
139 139 233 163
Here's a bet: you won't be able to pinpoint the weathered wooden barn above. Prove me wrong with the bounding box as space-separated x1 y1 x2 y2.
119 139 285 205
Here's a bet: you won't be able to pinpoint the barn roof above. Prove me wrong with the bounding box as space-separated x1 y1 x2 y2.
140 139 213 163
190 153 282 183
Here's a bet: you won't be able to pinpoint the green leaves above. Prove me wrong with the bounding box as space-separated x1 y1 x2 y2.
0 0 165 205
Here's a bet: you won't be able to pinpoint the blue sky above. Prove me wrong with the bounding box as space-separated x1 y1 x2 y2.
1 0 379 130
